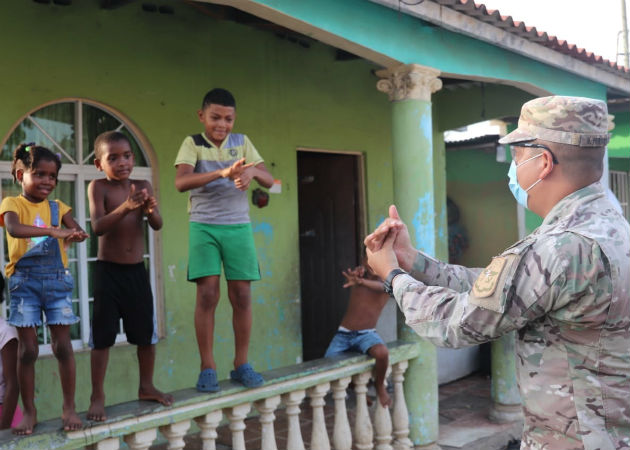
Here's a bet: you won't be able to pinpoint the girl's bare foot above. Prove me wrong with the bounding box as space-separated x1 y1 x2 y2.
139 385 174 406
62 408 83 431
87 396 107 422
377 385 392 408
12 411 37 435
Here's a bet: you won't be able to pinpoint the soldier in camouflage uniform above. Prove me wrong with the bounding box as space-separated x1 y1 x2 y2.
365 96 630 450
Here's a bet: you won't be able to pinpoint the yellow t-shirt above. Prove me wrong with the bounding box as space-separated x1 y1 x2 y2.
0 196 72 276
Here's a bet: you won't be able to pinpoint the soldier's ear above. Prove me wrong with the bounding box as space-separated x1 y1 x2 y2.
538 151 555 180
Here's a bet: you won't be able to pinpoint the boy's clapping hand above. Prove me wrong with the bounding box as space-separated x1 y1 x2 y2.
342 266 366 288
223 158 254 182
234 166 255 191
144 196 158 215
125 184 149 210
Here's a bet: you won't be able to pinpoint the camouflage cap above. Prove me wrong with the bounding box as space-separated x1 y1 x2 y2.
499 96 610 147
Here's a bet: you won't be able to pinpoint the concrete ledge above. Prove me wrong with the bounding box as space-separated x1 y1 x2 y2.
0 341 420 450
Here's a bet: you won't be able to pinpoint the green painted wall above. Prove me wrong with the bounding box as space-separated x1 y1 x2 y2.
0 1 394 420
610 111 630 158
446 149 518 267
610 157 630 172
0 0 617 425
251 0 608 99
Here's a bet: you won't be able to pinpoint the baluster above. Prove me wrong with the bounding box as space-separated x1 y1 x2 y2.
282 389 306 450
255 395 282 450
87 437 120 450
331 376 352 450
160 420 192 450
123 429 157 450
392 361 412 450
374 364 393 450
373 400 393 450
308 382 331 450
195 410 223 450
227 403 252 450
353 371 374 450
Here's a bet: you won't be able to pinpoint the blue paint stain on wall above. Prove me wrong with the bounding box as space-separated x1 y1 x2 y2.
420 114 431 137
253 221 273 240
252 221 274 278
376 215 386 227
411 194 436 255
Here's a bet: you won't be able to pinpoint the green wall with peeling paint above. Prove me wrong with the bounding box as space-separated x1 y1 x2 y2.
0 0 617 427
0 1 396 421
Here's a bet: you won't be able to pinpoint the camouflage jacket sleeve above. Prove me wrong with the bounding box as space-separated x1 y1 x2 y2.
409 251 483 293
393 233 609 348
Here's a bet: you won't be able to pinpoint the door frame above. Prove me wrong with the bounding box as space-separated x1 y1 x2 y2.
296 147 368 254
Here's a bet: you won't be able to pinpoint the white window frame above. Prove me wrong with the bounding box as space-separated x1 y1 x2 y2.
0 98 162 355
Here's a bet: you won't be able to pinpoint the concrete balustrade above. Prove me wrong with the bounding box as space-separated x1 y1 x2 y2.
0 341 420 450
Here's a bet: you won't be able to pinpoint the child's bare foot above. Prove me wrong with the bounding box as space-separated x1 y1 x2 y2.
377 385 392 408
62 408 83 431
139 385 174 406
87 396 107 422
12 411 37 435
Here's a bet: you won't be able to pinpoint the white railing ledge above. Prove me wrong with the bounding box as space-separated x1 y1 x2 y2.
0 340 420 450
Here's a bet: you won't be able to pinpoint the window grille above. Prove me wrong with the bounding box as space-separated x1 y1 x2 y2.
0 99 159 354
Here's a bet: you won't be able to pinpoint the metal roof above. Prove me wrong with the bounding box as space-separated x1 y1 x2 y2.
437 0 629 78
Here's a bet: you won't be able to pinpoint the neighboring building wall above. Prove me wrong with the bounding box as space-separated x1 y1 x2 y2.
610 158 630 172
0 1 394 420
437 146 518 384
609 111 630 159
446 148 518 268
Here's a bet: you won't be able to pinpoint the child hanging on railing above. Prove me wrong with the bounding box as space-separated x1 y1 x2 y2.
325 256 392 407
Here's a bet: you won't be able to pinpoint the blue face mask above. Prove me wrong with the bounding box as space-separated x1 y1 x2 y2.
508 153 544 209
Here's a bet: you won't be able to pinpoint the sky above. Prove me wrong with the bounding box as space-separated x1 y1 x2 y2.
475 0 629 66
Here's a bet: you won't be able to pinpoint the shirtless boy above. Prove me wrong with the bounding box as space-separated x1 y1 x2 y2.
86 131 172 421
325 262 391 407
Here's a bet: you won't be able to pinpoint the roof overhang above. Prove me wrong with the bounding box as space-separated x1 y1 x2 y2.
199 0 629 97
369 0 630 95
200 0 399 67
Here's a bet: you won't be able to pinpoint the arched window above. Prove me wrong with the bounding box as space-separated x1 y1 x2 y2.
0 99 161 354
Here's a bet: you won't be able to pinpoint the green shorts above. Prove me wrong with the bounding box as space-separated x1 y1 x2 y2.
188 222 260 282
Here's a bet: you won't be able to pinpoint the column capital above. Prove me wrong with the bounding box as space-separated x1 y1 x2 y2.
376 64 442 101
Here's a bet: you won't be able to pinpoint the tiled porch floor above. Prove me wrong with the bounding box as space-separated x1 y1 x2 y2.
151 372 522 450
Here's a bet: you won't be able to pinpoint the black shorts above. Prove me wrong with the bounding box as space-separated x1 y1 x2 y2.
91 260 154 349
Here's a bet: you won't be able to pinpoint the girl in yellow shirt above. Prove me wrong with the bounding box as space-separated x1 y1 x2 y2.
0 143 87 435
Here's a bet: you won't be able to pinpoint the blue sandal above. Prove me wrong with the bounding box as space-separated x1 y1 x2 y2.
196 368 220 392
230 363 264 388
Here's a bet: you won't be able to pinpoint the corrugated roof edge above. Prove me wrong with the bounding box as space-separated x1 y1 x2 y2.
439 0 629 78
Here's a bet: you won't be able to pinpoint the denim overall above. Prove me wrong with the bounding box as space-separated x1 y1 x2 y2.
8 201 78 327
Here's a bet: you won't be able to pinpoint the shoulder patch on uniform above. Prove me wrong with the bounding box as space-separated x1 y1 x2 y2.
472 257 506 299
469 253 523 313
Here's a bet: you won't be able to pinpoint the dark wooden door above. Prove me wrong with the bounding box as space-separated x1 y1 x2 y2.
298 151 361 361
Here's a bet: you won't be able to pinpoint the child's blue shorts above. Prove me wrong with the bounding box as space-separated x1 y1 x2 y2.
324 328 385 357
7 269 79 328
